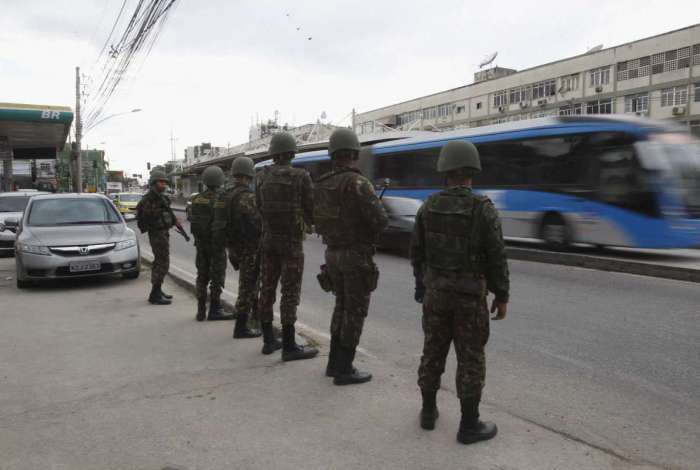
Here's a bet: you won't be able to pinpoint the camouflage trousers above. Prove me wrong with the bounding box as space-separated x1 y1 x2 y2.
148 229 170 286
228 245 260 320
417 289 490 401
257 242 304 325
326 246 377 349
194 237 227 300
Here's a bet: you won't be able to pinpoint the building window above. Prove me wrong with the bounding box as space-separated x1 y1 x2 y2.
476 102 482 110
532 79 556 99
695 83 700 102
660 86 688 107
559 103 583 116
455 105 466 114
586 99 613 114
491 117 507 125
509 86 531 104
423 106 437 120
651 46 692 74
589 67 610 87
694 44 700 66
617 56 651 81
437 103 451 118
560 74 579 92
624 93 649 114
493 90 508 108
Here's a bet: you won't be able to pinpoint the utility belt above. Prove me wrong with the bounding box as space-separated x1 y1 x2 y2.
424 267 486 297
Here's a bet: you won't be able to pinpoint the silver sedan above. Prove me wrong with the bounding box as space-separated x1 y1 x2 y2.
6 193 141 288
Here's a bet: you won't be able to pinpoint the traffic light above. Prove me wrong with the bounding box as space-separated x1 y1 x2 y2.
147 162 151 170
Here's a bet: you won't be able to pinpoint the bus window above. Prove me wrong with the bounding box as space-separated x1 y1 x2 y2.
375 148 442 187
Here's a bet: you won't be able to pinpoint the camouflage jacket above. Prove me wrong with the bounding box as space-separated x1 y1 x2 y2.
314 166 388 248
136 189 175 232
410 186 509 302
255 162 313 245
222 179 261 251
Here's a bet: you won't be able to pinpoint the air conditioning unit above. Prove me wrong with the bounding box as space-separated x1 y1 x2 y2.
498 106 506 113
672 106 686 116
595 85 603 93
537 99 547 106
519 102 528 109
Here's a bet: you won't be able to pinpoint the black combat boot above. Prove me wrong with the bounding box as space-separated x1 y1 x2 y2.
158 286 173 300
325 335 340 377
233 313 262 339
457 398 498 444
420 389 439 430
261 322 282 355
207 295 235 321
148 284 171 305
333 345 372 385
196 298 207 322
281 324 318 362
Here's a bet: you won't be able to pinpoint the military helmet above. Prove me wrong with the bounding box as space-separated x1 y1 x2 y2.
149 170 168 186
268 132 297 156
436 140 481 173
202 165 226 188
231 157 255 178
328 128 360 156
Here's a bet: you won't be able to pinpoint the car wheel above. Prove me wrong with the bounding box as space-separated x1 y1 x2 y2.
122 270 140 280
16 278 32 289
540 213 571 251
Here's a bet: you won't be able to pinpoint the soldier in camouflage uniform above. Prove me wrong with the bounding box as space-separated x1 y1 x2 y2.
314 128 388 385
190 165 234 322
256 132 318 360
410 140 509 444
136 170 179 305
219 157 262 339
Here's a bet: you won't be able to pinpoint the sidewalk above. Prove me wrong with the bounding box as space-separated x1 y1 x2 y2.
0 257 657 470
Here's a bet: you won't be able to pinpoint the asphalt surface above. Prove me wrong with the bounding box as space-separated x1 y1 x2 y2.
134 220 700 469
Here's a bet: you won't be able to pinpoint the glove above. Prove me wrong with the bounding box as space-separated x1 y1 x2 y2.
414 284 425 304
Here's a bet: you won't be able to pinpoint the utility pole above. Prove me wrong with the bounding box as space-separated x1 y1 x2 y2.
73 66 83 193
351 108 356 132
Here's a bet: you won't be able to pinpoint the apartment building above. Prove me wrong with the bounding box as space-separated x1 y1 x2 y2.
355 24 700 137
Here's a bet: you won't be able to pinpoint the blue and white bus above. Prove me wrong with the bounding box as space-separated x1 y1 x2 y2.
258 116 700 249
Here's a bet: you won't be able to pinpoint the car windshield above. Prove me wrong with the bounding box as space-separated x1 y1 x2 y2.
27 198 122 226
383 197 422 216
119 194 142 202
0 196 30 212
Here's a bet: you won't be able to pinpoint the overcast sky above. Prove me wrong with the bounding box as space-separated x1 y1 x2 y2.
1 0 698 177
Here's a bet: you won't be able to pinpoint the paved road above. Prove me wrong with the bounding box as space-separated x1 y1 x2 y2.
134 221 700 469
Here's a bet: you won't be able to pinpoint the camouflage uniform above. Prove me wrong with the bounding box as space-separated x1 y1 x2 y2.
411 186 509 401
190 189 227 301
221 178 262 320
314 167 388 350
255 162 313 326
137 188 175 286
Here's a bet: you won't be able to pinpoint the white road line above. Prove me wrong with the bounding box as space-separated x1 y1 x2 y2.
141 249 376 358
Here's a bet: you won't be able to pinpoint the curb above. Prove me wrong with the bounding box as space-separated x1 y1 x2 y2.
506 247 700 283
140 252 318 347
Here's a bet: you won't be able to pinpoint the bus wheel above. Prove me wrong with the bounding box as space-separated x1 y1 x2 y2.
540 213 571 251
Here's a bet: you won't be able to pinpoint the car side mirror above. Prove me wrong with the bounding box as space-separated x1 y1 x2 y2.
3 217 19 233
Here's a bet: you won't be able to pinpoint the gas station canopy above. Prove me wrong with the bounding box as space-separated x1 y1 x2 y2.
0 102 74 159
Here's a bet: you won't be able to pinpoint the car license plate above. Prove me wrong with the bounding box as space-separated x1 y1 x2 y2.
69 261 101 273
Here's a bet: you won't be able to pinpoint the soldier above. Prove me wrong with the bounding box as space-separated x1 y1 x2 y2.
136 170 180 305
219 157 262 339
190 165 234 322
314 128 388 385
410 140 509 444
256 132 318 360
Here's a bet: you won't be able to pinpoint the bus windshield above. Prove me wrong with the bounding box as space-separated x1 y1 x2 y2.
642 133 700 217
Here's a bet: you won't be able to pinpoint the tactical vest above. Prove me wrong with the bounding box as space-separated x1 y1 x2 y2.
190 190 218 239
314 168 375 247
136 190 173 232
423 189 487 274
258 165 303 238
219 185 252 243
